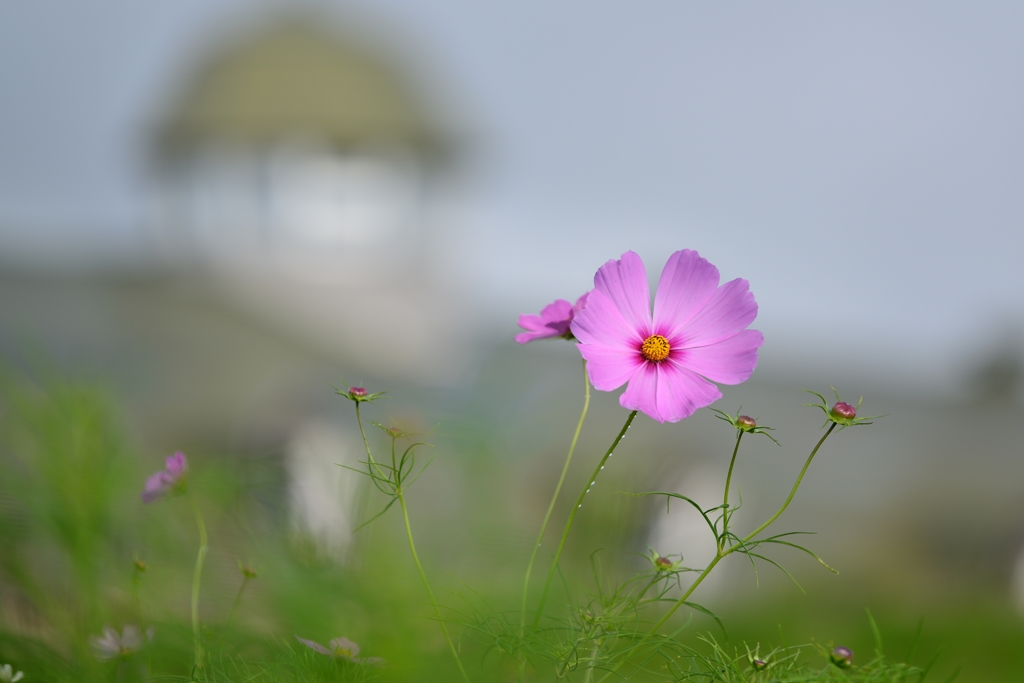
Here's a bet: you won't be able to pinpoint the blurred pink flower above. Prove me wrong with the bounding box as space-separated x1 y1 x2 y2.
90 625 153 660
295 636 383 665
515 292 590 343
570 250 762 423
141 451 188 503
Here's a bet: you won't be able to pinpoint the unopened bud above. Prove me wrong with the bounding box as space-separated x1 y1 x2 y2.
654 556 673 570
133 556 147 572
751 658 768 671
830 402 857 420
238 561 257 579
349 387 368 399
737 415 756 429
830 646 854 668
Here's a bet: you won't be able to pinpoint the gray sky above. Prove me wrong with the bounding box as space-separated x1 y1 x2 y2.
1 1 1022 395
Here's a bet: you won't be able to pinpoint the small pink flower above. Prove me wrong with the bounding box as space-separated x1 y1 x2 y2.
515 292 591 343
296 636 383 665
141 452 188 503
570 250 763 423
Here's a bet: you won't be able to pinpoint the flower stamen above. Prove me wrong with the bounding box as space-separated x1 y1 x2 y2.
641 334 671 362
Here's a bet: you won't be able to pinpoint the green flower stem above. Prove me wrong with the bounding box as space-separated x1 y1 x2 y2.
583 637 605 683
596 422 838 683
355 404 388 482
131 570 144 626
519 359 591 631
397 490 469 683
719 430 744 551
224 576 250 633
353 406 469 683
186 491 208 671
531 410 638 631
739 422 836 544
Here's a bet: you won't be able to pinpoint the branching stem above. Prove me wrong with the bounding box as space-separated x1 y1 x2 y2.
353 404 469 683
595 422 838 683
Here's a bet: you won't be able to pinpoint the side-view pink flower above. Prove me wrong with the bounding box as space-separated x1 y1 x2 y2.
515 292 590 343
296 636 383 665
570 250 763 423
141 451 188 503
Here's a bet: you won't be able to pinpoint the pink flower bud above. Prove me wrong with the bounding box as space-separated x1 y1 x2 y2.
654 556 673 570
751 658 768 671
830 646 853 668
349 387 368 398
830 402 857 420
737 415 756 429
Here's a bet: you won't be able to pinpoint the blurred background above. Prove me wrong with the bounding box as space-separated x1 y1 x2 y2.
1 2 1023 681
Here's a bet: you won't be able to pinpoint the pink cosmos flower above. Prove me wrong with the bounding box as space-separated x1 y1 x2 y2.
295 636 383 665
141 451 188 503
570 250 763 423
515 292 591 344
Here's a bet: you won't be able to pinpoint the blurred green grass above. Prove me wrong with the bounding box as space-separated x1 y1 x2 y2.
0 363 1016 681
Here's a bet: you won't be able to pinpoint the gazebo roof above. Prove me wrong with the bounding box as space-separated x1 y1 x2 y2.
158 20 448 156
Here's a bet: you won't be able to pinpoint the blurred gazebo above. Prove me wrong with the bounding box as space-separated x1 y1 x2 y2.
149 19 474 384
153 20 452 275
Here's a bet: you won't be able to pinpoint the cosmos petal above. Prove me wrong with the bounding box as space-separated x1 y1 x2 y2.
592 251 653 335
296 636 332 655
329 638 360 657
515 298 574 343
165 452 188 476
676 329 764 384
679 278 758 347
577 342 645 391
619 362 722 423
652 250 721 336
571 288 644 350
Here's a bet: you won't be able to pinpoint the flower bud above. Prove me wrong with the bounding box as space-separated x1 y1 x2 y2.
830 402 857 420
133 556 147 573
751 658 768 671
349 387 368 398
737 415 756 429
830 646 853 668
654 556 673 570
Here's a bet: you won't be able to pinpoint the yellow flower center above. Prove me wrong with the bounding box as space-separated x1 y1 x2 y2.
641 334 671 362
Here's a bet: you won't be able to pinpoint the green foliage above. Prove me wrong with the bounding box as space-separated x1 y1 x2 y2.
0 366 970 682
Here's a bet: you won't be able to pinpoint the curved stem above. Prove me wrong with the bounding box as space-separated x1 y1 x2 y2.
719 430 744 551
519 359 590 630
531 410 637 631
398 491 470 683
186 492 208 670
741 423 836 543
595 422 838 683
355 403 389 482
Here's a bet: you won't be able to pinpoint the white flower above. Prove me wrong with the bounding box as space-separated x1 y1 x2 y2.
0 663 24 683
89 625 153 660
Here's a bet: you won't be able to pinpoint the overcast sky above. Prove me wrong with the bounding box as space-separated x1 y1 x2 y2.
1 1 1022 395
